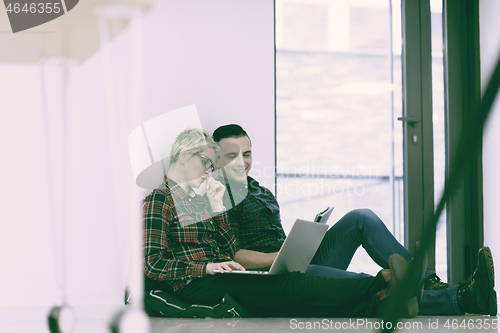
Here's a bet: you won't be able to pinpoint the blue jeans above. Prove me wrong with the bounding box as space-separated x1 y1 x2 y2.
306 208 461 315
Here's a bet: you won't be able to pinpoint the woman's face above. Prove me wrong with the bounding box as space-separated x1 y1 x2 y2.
184 147 214 189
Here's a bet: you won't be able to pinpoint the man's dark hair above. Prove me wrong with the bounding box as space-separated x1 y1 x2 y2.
213 124 251 145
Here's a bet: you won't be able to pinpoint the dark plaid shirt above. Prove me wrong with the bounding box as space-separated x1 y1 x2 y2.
224 176 286 253
143 177 235 292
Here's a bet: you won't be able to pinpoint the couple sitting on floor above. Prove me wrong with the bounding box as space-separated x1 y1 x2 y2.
142 124 497 318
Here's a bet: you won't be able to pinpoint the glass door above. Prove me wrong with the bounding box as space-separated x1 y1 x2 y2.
275 0 445 276
276 0 404 275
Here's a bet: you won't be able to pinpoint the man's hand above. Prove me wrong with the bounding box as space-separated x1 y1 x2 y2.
206 261 245 275
205 176 226 212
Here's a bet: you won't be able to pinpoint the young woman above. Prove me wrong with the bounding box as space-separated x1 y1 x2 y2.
142 128 419 318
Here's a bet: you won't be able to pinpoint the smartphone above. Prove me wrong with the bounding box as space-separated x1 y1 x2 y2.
314 207 334 224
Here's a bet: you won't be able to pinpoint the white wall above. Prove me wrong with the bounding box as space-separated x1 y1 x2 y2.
0 0 274 325
0 44 137 324
480 0 500 313
141 0 275 189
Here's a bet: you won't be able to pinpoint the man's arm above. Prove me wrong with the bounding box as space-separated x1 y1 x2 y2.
234 249 279 270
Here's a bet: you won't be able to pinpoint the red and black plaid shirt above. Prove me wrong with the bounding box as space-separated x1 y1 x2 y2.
143 177 235 292
224 176 286 253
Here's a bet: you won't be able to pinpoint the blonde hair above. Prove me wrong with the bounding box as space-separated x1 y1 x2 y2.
169 128 217 163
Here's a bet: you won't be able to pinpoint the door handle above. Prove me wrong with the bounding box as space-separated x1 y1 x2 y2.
397 116 420 127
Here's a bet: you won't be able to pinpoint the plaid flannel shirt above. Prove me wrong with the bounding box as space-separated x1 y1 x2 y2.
143 177 235 292
224 176 286 253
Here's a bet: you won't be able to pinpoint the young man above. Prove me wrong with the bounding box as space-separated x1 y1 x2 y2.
213 124 497 316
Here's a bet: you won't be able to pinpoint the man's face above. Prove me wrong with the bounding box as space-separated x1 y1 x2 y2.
217 136 252 183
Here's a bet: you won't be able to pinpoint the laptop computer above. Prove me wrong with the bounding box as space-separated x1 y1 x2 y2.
215 207 334 275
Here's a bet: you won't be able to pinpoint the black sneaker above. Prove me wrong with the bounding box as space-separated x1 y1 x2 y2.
457 247 497 315
423 274 451 291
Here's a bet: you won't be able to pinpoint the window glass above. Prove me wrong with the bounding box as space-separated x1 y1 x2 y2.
276 0 403 275
276 0 447 278
430 0 447 282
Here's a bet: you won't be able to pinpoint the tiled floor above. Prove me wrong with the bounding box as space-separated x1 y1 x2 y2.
3 315 498 333
149 316 499 333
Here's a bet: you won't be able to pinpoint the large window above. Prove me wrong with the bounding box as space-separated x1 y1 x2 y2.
430 0 447 283
276 0 447 278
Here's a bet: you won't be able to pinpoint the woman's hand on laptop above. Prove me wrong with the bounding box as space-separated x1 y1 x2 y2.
206 261 245 275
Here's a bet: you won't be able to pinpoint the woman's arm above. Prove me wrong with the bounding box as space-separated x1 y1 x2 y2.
143 191 208 281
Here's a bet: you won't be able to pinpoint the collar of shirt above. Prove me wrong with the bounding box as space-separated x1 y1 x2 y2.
247 176 261 193
161 176 196 201
219 176 248 207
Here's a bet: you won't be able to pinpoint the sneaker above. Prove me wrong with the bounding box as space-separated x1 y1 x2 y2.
457 247 497 315
423 274 451 291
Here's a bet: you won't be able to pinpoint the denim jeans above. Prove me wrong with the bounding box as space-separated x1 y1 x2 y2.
306 208 460 315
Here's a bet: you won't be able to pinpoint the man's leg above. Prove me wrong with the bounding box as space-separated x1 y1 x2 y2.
312 209 432 276
307 259 460 315
418 286 460 315
311 208 411 269
310 208 460 315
